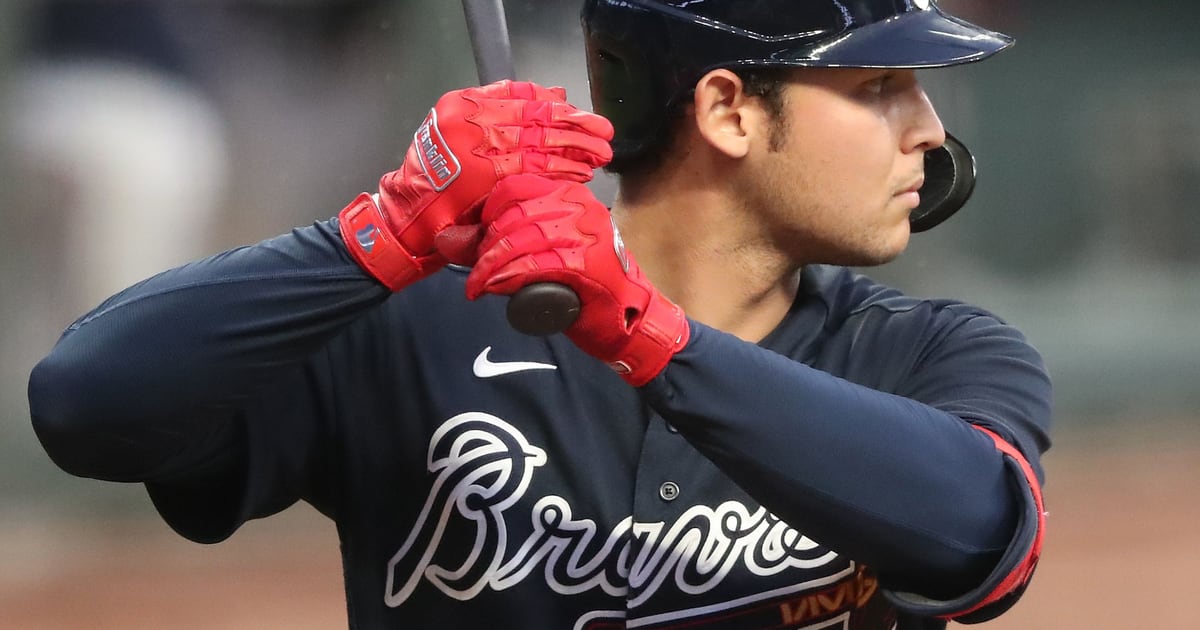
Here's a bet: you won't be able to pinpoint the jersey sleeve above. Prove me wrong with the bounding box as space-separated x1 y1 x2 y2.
143 355 342 544
638 308 1050 621
28 218 391 542
882 307 1049 623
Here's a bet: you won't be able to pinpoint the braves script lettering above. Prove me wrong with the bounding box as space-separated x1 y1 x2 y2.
385 413 841 615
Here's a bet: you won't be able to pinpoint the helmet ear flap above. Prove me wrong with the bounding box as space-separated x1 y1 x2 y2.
910 133 977 232
583 31 672 171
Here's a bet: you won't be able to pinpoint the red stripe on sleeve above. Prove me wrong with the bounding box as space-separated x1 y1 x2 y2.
945 426 1046 619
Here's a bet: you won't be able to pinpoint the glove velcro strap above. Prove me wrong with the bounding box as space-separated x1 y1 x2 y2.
338 192 425 291
609 291 690 387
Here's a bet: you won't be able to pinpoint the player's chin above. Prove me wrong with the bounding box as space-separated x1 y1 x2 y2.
852 221 911 267
829 230 909 267
861 241 908 266
880 204 913 247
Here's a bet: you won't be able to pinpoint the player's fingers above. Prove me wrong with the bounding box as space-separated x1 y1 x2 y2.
486 126 612 170
468 218 582 301
479 202 578 249
524 83 569 103
528 129 614 167
461 84 573 131
524 152 603 181
479 175 579 224
523 101 615 140
472 100 612 147
488 152 594 182
464 80 516 99
465 250 535 300
470 252 576 299
466 80 566 103
466 175 598 299
500 81 569 103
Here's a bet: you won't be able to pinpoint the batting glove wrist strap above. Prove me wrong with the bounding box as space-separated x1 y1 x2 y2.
338 193 432 291
604 289 690 387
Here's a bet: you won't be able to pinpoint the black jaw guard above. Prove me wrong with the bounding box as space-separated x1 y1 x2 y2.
911 133 977 233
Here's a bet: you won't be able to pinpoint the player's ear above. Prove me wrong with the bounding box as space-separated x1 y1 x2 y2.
691 69 760 160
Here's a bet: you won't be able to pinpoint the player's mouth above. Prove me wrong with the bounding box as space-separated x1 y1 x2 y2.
895 176 924 209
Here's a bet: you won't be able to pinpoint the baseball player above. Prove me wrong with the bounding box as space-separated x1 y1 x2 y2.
28 1 1050 629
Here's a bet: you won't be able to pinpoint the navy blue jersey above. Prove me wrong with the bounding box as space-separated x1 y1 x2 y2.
29 220 1051 630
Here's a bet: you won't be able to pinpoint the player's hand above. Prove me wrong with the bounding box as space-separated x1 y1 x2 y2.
339 80 614 291
464 174 690 386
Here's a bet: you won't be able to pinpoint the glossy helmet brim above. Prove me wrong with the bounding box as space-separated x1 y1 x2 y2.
754 8 1014 69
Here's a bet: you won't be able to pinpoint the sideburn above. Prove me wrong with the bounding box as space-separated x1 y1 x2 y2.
738 69 790 153
767 108 791 153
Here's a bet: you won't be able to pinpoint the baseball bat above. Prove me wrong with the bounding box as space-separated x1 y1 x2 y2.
461 0 582 336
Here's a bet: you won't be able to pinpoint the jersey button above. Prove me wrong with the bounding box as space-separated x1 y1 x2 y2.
659 481 680 502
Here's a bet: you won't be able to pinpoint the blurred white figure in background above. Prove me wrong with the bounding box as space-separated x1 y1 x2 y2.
7 1 228 313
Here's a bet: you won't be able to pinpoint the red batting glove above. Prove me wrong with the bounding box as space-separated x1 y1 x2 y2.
339 80 614 291
464 175 690 386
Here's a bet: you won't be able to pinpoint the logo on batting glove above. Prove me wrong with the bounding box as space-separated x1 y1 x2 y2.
610 217 630 273
415 109 462 191
356 224 379 253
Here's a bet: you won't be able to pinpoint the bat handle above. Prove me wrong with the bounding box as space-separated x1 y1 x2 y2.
462 0 515 85
460 1 578 336
506 283 581 336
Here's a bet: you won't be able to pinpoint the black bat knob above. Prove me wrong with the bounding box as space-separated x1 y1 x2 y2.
506 283 581 336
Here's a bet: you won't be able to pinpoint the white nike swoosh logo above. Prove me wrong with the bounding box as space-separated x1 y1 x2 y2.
473 346 558 378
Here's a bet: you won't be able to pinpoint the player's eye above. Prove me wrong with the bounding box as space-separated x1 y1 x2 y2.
860 72 894 97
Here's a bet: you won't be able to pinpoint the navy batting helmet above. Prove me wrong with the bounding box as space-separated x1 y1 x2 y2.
580 0 1014 232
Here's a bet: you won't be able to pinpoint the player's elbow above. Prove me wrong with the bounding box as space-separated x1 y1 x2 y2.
883 443 1046 615
28 352 132 479
884 536 1010 601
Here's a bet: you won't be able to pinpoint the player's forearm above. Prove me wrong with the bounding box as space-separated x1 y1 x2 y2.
28 219 388 481
639 322 1026 598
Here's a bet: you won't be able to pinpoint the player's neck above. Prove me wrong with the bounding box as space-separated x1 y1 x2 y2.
612 184 801 344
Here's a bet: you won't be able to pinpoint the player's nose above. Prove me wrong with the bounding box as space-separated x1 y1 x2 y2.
901 82 947 155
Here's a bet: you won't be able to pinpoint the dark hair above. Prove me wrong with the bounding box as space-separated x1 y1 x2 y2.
609 67 791 184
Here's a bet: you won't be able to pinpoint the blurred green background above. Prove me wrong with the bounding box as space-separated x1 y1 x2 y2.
1 1 1197 628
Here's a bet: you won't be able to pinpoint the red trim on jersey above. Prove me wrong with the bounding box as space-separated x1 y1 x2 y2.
945 426 1045 619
